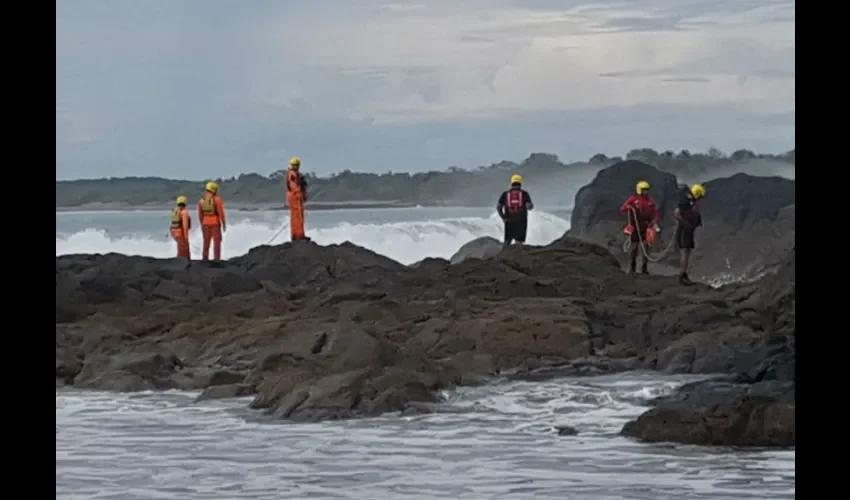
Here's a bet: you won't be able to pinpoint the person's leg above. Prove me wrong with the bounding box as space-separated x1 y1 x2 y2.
290 202 305 240
629 231 640 273
676 226 695 285
298 204 308 240
514 219 528 247
211 225 222 260
503 220 514 249
201 226 212 260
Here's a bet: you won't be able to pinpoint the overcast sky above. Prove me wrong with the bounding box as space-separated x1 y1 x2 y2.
56 0 795 180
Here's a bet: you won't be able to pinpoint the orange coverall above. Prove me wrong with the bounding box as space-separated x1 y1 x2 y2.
197 192 227 260
170 206 191 259
286 169 307 240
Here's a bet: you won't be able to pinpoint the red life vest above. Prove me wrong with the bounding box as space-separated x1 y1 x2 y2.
506 190 524 214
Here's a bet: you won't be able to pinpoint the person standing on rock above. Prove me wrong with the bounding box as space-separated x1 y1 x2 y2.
198 181 227 261
286 157 310 241
674 183 706 285
497 174 534 248
170 195 192 260
620 180 660 275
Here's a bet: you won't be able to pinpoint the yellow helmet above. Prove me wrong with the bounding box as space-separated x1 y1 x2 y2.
289 157 301 169
510 174 523 185
176 195 188 205
205 181 218 193
636 180 650 194
691 183 706 199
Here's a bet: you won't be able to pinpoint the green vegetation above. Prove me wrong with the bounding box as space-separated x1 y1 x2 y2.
56 147 794 208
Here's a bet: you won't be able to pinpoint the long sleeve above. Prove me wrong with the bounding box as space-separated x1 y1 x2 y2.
215 197 227 227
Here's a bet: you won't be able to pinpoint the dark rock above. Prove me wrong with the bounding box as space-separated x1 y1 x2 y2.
449 236 503 264
556 425 579 436
621 379 794 447
196 383 255 402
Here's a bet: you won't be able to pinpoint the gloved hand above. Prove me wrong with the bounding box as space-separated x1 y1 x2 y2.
653 224 661 233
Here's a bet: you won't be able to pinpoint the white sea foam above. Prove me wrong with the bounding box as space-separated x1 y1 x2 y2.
55 210 571 265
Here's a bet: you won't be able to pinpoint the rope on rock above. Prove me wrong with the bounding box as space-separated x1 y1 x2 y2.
621 208 678 263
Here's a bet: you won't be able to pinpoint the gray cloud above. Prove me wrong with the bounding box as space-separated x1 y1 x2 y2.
56 0 794 179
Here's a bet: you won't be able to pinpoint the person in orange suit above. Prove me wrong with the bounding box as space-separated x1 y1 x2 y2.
170 195 192 259
197 181 227 260
286 157 310 241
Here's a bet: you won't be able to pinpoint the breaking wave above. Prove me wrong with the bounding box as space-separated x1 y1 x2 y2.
55 210 571 265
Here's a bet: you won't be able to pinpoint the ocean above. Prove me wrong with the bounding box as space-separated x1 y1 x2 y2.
55 207 795 500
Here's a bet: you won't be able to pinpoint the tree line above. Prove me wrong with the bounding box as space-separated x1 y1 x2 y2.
56 147 795 207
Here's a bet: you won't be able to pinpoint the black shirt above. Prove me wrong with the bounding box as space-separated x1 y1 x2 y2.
677 193 702 228
498 188 533 220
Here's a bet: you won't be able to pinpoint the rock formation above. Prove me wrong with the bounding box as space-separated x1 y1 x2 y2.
620 247 794 447
568 161 795 281
56 164 795 447
449 236 503 264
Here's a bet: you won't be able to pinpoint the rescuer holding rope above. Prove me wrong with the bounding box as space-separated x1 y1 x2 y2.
620 180 660 274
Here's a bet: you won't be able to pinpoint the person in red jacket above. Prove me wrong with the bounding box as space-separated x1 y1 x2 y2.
620 180 660 274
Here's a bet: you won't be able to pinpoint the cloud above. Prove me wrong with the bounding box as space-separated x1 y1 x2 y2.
55 0 794 178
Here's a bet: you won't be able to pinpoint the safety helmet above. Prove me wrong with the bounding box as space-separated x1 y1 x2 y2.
691 183 706 199
510 174 523 185
176 195 188 205
205 181 218 193
636 180 650 194
289 157 301 169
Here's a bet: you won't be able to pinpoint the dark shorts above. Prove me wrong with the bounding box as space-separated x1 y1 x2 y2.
675 226 696 250
504 218 528 244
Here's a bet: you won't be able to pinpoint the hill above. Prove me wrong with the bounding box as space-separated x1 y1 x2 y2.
56 147 794 209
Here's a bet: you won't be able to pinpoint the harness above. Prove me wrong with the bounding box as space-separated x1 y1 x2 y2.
287 171 306 193
170 207 189 229
506 190 524 214
200 195 217 216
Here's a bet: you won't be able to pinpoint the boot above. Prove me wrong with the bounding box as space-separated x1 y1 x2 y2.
628 260 637 274
640 262 649 275
679 272 694 286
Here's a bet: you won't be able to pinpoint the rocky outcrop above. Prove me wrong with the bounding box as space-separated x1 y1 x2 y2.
568 161 795 281
449 236 502 264
57 230 794 440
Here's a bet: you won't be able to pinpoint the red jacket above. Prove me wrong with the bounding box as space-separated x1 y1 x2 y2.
620 194 659 228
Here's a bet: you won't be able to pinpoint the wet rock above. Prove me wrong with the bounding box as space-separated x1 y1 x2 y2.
555 425 579 436
621 379 794 447
196 383 255 402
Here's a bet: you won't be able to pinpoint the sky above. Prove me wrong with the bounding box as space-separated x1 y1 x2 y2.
56 0 795 180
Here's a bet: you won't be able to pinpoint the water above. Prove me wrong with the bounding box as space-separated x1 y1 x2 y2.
56 210 794 498
56 374 794 500
55 206 572 265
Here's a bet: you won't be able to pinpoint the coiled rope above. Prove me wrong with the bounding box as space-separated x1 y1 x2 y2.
621 207 678 263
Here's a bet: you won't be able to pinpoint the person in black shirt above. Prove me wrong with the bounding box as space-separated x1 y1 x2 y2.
497 174 534 248
674 183 706 285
